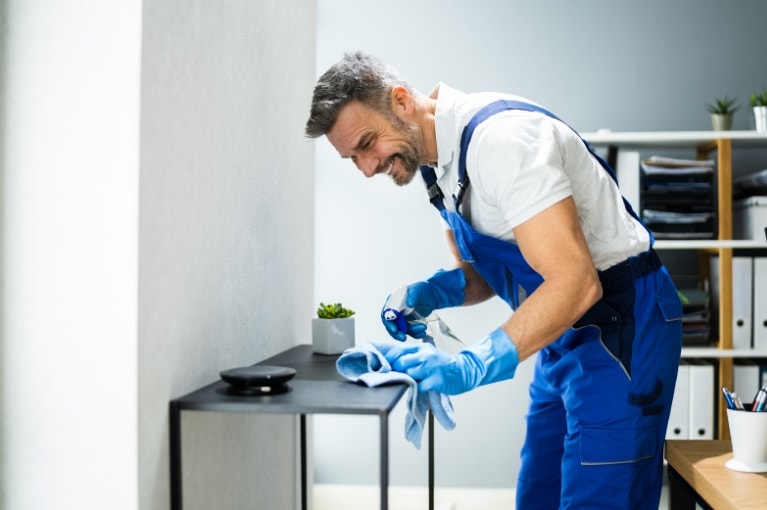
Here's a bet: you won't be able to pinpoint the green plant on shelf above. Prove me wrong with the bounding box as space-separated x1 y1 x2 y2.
706 95 739 114
750 88 767 107
316 302 355 319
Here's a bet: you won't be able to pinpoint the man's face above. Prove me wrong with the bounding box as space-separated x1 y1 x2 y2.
326 101 423 186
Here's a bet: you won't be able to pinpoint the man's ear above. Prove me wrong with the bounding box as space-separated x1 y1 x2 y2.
390 86 414 118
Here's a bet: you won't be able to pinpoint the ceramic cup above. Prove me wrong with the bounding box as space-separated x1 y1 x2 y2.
726 408 767 472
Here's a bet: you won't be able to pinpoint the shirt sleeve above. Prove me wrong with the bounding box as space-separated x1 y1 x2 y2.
467 112 573 230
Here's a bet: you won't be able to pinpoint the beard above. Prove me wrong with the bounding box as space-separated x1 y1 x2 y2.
388 116 424 186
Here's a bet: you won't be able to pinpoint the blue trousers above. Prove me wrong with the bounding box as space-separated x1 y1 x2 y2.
516 251 682 509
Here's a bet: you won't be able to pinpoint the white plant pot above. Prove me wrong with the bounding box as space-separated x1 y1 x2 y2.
753 106 767 132
312 317 355 355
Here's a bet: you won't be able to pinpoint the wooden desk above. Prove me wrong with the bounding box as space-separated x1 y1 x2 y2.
665 440 767 509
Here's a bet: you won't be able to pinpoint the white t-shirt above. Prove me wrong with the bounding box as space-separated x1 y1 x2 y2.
431 83 650 271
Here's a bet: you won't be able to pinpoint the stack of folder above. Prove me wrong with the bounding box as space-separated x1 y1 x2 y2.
733 168 767 199
640 156 716 239
675 276 711 346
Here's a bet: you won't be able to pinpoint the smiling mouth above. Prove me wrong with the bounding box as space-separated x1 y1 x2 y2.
381 157 395 176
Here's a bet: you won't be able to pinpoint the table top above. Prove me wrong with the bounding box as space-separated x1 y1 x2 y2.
171 344 408 416
665 440 767 510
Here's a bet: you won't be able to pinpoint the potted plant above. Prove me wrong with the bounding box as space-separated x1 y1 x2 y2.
706 95 738 131
750 87 767 132
312 302 356 355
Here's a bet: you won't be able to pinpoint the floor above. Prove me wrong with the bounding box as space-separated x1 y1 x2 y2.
313 484 671 510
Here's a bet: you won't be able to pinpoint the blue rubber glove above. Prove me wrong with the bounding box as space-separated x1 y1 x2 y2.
381 268 466 341
384 328 519 395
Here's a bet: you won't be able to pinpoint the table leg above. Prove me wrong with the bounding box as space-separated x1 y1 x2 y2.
667 465 698 510
379 414 389 510
169 401 183 510
300 414 307 510
428 411 434 510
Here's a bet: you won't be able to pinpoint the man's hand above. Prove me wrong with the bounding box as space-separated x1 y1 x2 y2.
383 328 519 394
381 268 466 341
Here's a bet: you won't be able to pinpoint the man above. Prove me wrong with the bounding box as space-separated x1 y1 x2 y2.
305 52 682 509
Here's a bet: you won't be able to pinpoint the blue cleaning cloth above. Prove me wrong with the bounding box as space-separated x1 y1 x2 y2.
336 341 456 449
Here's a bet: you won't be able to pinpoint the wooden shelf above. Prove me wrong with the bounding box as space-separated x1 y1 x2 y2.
682 348 767 358
583 130 767 148
655 240 766 250
583 130 767 440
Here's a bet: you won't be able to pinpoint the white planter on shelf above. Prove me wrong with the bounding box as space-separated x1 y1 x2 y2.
312 317 355 355
753 106 767 132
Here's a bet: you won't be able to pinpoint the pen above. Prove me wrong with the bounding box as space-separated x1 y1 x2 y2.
753 387 767 412
722 386 736 410
732 393 745 411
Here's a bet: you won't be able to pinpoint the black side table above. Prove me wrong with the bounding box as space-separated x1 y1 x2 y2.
169 344 410 510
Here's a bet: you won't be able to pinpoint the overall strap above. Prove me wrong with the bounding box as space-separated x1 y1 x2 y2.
419 164 446 211
419 100 579 211
420 99 652 243
458 100 621 205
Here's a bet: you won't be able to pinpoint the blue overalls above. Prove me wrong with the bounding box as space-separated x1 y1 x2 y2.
420 100 683 509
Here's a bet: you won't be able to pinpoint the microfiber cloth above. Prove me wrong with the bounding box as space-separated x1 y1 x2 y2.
336 340 456 449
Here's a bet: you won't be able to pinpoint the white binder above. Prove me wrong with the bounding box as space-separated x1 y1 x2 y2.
710 256 754 349
666 362 690 439
616 150 641 212
732 257 754 349
688 360 715 439
733 359 760 404
754 257 767 350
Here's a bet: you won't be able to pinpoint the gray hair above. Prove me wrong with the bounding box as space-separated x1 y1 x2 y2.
305 52 413 138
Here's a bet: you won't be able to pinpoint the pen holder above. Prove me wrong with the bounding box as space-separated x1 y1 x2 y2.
726 408 767 472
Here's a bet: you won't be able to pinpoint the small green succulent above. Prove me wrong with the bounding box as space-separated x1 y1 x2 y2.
316 302 355 319
706 95 739 114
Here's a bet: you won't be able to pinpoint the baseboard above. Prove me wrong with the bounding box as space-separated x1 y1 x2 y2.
312 484 515 510
313 483 671 510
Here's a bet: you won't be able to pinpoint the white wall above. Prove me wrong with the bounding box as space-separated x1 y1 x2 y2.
313 0 767 489
1 1 316 509
0 1 141 508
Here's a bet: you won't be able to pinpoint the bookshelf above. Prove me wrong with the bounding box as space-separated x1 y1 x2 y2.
583 130 767 439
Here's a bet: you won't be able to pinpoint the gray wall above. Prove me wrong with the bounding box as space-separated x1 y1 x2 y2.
139 1 316 509
313 0 767 489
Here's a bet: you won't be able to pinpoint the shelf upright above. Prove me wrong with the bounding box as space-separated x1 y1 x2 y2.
698 137 734 439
